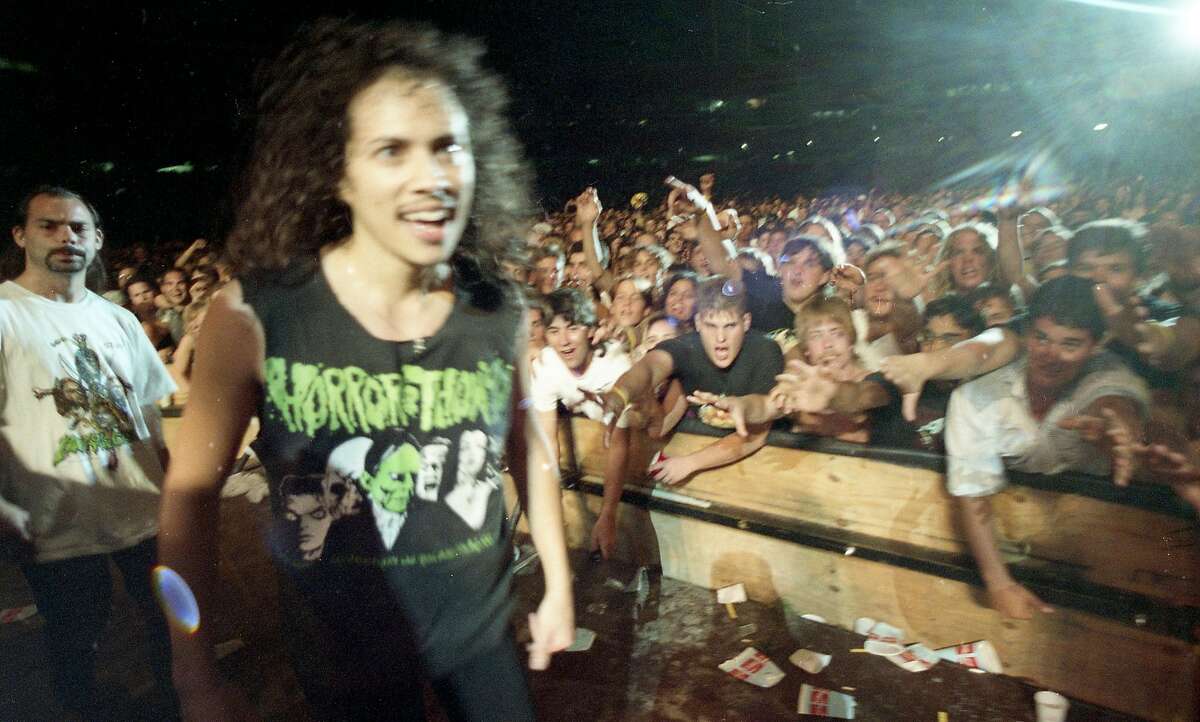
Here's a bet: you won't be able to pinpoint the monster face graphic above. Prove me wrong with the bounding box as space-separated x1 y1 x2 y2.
416 438 451 502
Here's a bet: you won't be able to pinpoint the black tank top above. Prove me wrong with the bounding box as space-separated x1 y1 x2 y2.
241 263 522 675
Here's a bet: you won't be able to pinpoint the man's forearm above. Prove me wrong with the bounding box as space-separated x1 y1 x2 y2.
931 328 1019 380
613 360 664 405
681 428 769 474
737 394 783 425
827 380 891 415
579 218 615 293
958 495 1013 589
600 426 630 516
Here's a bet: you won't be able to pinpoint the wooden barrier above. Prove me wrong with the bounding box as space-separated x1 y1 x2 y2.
566 417 1199 607
555 416 1199 721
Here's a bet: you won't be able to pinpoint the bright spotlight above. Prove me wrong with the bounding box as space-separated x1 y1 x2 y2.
1176 3 1200 47
740 142 749 150
1010 130 1023 138
1093 122 1109 131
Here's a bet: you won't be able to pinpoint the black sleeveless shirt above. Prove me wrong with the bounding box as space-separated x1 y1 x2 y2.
241 264 522 675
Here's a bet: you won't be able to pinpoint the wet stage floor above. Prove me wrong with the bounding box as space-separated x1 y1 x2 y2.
0 498 1138 721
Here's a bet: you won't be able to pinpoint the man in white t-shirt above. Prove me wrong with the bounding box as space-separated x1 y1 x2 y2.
945 276 1149 620
531 288 631 558
0 186 177 716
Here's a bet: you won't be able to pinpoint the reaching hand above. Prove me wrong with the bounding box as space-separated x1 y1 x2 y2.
687 390 749 437
527 593 574 671
879 353 933 422
574 187 602 228
1132 443 1200 513
590 511 617 560
988 581 1054 620
648 455 696 486
1057 407 1139 486
769 360 838 415
830 264 866 301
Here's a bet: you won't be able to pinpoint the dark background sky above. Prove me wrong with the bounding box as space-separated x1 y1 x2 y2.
0 0 1196 247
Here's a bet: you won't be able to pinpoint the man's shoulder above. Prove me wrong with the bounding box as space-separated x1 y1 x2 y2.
952 359 1022 408
741 331 784 359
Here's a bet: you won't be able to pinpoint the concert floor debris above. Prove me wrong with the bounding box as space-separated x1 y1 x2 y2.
0 498 1139 721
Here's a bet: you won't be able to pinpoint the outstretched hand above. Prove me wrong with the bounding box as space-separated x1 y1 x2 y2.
988 581 1054 620
1057 407 1138 486
687 390 749 437
768 360 838 415
879 353 932 422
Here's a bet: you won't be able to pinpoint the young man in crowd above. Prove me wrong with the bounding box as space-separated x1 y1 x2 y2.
530 246 564 295
0 186 177 716
602 278 783 485
945 276 1149 619
530 288 632 559
156 266 190 343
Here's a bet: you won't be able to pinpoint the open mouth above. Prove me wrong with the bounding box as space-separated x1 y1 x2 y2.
399 207 455 244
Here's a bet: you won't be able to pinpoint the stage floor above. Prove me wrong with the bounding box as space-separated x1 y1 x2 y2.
0 497 1139 721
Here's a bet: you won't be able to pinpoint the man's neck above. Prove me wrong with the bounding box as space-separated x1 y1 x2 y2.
783 291 816 315
12 268 87 303
1025 377 1063 421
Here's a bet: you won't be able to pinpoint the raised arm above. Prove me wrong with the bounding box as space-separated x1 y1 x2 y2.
573 187 616 293
995 206 1035 297
157 282 263 717
667 178 742 283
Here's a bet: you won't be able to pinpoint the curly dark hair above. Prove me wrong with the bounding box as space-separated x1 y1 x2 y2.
225 18 533 295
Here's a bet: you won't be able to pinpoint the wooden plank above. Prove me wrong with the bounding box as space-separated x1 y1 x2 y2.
553 489 1196 721
564 418 1200 605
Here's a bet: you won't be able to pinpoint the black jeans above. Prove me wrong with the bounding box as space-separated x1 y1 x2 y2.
20 537 173 712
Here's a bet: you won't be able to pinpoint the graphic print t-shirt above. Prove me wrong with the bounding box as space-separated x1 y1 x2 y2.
243 267 522 676
0 282 175 562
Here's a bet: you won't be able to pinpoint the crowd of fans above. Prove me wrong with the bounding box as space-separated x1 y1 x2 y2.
86 171 1200 618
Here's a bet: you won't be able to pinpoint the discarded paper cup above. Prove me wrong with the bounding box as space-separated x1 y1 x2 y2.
853 617 875 635
933 640 1003 674
718 647 785 688
800 613 827 624
789 648 832 674
647 450 668 474
1034 690 1070 722
798 683 857 719
862 620 905 656
886 644 940 673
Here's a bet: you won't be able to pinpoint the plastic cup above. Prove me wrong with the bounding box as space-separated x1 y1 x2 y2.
1034 691 1070 722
